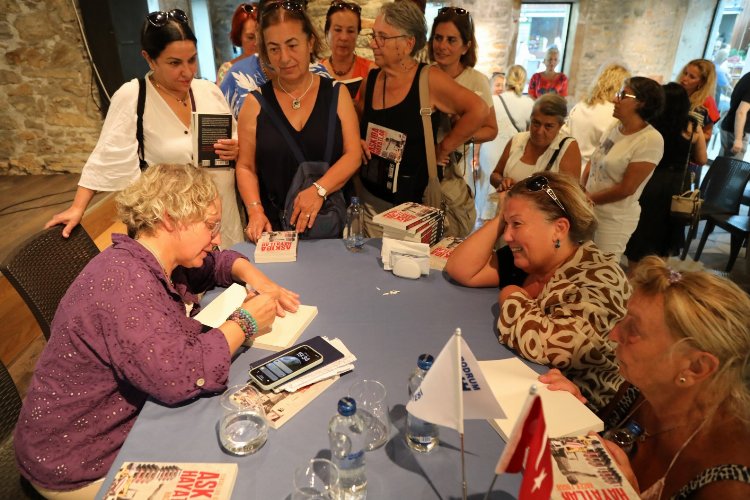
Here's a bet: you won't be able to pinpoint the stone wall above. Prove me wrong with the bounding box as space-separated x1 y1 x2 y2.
0 0 719 175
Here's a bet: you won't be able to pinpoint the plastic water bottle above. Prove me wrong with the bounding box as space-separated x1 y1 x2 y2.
406 354 439 453
344 197 364 251
329 397 367 497
604 420 643 455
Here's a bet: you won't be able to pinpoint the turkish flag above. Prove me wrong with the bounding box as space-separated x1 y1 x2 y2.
495 394 553 500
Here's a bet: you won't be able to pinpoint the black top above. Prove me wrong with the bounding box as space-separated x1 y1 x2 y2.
722 72 750 135
255 77 343 229
495 246 528 288
360 63 440 204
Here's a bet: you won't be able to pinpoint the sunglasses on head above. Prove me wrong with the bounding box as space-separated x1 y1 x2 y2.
525 175 567 216
438 7 470 16
146 9 189 27
615 90 638 100
329 1 361 14
240 3 257 15
262 0 305 16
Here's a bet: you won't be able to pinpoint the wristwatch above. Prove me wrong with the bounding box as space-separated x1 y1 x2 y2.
313 182 327 200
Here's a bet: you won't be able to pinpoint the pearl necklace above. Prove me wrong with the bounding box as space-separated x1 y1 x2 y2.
138 239 174 287
277 73 314 110
151 77 189 107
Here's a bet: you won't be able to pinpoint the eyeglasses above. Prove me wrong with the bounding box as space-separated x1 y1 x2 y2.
367 32 408 47
240 4 257 16
205 220 222 238
328 1 361 14
261 1 304 16
146 9 189 27
525 175 567 216
615 90 638 101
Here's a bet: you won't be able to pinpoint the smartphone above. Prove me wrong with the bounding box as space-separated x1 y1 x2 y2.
248 344 323 391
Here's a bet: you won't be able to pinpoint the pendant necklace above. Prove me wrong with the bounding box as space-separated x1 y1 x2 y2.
332 54 356 76
277 73 314 110
138 239 174 287
150 76 189 107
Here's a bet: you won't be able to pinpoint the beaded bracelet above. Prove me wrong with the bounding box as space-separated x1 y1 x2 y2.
227 307 259 343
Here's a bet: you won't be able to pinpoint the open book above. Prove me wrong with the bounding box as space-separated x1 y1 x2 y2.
195 283 318 351
102 462 237 499
478 358 603 440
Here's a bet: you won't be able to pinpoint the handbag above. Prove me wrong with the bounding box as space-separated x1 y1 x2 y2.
670 128 701 225
251 85 346 239
418 65 476 238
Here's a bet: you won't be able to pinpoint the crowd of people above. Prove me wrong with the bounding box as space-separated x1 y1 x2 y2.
20 1 750 498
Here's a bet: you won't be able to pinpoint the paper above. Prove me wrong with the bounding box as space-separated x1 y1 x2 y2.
479 358 603 440
381 237 430 274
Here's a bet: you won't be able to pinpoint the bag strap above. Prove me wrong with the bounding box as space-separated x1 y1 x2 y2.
137 77 148 171
545 136 572 171
679 127 696 192
498 94 522 133
251 82 339 165
417 65 439 180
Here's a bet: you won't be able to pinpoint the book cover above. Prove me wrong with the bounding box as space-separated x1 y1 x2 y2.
362 122 406 193
550 435 640 499
101 462 237 500
373 202 441 232
248 304 318 351
429 237 464 270
254 231 298 264
191 113 233 168
478 358 603 441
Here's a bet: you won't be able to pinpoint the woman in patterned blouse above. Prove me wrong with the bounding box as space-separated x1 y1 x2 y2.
446 172 630 410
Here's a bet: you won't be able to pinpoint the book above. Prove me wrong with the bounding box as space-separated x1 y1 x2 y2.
333 77 363 98
102 461 237 499
550 434 640 499
373 202 443 233
478 358 603 440
429 236 464 270
254 231 298 263
191 112 233 168
194 283 318 351
362 122 406 193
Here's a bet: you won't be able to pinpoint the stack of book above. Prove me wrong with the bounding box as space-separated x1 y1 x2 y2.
429 236 464 270
373 202 445 246
254 231 298 263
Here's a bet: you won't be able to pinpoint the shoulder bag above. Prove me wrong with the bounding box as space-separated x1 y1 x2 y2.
419 65 476 238
251 84 346 239
498 94 523 133
670 128 702 224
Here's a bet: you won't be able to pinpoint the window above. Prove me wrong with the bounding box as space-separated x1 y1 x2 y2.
513 3 572 89
705 0 750 106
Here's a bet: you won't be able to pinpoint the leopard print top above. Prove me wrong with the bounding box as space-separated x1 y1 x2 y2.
498 241 631 410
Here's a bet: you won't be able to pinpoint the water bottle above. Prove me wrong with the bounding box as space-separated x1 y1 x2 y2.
344 197 364 251
604 420 643 455
329 397 367 497
406 354 439 453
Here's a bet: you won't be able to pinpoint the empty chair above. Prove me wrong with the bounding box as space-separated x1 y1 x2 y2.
693 214 750 272
678 156 750 259
0 225 99 340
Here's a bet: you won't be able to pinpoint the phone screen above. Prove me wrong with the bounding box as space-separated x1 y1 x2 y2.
249 345 322 389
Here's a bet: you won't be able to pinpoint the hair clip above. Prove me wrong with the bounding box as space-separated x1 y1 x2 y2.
668 269 682 284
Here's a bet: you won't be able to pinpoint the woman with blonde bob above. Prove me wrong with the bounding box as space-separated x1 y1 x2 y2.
15 164 300 496
563 63 631 169
446 172 630 410
541 256 750 498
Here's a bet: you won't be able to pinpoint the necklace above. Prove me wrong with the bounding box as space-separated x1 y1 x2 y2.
331 54 355 77
277 73 314 110
138 239 173 287
640 421 690 441
150 77 189 107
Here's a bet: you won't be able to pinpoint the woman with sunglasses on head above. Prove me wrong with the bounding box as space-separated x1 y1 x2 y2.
583 77 665 262
541 257 750 498
357 0 488 237
220 0 332 118
320 1 374 100
236 0 360 241
216 3 259 85
428 7 497 200
16 164 300 499
528 46 568 99
446 172 630 411
45 9 244 247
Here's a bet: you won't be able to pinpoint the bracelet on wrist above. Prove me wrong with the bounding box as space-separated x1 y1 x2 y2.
227 307 259 343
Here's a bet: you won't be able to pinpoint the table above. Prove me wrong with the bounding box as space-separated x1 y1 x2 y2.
98 239 531 499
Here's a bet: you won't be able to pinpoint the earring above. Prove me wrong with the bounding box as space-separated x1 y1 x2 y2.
679 376 686 384
554 239 560 249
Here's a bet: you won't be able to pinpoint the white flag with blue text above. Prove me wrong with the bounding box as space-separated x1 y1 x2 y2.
406 329 506 433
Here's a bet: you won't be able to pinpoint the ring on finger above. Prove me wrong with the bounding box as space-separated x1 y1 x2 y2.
305 214 311 218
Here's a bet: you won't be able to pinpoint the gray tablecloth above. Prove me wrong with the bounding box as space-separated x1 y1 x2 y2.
98 239 533 499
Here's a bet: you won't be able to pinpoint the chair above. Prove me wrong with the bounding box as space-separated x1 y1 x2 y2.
678 156 750 260
693 214 750 272
0 359 43 498
0 225 99 340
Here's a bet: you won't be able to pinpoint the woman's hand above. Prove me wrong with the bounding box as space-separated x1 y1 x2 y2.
601 437 640 493
44 206 84 238
495 177 514 192
245 207 271 243
538 368 587 404
436 141 452 167
240 292 278 332
253 282 301 316
214 138 239 162
290 186 325 233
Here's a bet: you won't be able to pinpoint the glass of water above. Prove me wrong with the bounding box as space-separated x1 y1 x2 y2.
293 458 340 500
218 384 268 456
348 379 390 451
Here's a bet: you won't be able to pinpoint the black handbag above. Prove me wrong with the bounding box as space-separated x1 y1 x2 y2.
252 85 346 239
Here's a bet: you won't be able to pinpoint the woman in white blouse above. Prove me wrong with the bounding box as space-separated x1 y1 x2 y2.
46 9 244 246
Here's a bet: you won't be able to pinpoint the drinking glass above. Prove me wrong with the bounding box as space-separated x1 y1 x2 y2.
292 458 340 500
348 379 390 451
218 384 268 456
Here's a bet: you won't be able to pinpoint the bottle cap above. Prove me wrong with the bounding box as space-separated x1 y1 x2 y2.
338 396 357 416
417 353 434 370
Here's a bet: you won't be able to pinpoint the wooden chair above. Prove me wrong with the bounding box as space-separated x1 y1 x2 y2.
0 225 99 340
